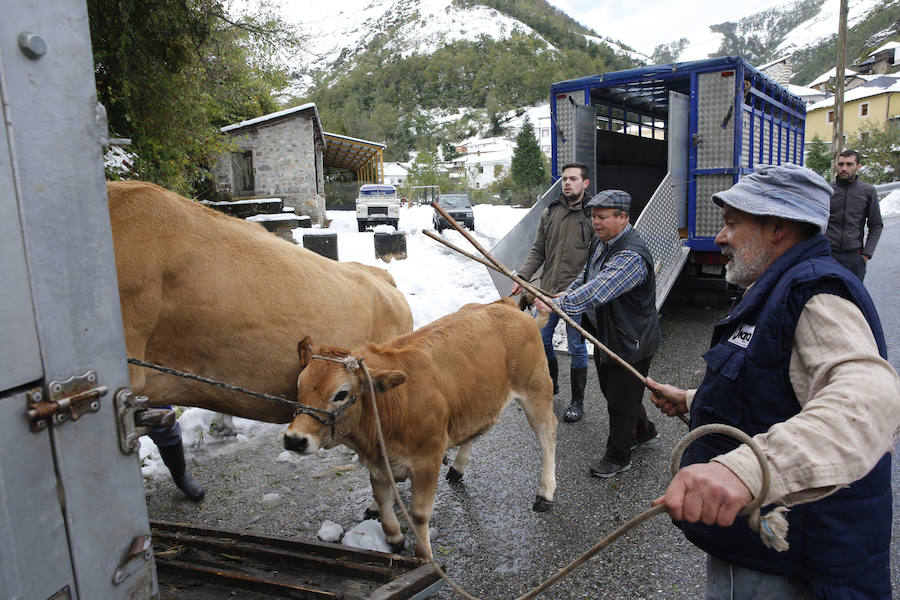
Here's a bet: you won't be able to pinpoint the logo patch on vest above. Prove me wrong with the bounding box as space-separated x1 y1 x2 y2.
727 324 755 348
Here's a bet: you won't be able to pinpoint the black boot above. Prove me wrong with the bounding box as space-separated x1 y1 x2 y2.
564 366 587 423
158 441 205 502
548 357 559 395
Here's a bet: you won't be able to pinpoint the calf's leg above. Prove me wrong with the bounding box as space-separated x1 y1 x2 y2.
446 440 475 483
370 474 405 552
516 390 558 512
409 458 443 558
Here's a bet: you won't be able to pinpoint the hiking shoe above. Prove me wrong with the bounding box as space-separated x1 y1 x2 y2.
563 401 583 423
630 432 660 451
589 459 631 478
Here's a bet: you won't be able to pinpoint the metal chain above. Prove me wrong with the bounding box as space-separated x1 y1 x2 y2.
125 357 336 424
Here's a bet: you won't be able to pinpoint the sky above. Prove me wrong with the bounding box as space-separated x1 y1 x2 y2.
140 194 900 549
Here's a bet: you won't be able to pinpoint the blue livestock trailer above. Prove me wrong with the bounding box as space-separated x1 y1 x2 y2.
490 56 807 305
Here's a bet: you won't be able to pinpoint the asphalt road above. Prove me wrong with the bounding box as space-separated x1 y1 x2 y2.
146 219 900 599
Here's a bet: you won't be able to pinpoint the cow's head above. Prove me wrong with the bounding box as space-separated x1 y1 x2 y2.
282 337 406 454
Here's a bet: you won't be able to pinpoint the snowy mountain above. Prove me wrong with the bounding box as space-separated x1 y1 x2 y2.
280 0 659 93
289 0 557 91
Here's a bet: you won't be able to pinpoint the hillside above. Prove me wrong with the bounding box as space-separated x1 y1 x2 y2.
290 0 639 161
697 0 899 85
292 0 899 163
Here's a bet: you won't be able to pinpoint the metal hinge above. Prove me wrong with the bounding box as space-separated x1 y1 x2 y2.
26 371 107 432
114 388 175 454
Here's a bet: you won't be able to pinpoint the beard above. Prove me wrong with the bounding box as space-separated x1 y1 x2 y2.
563 189 583 203
723 232 771 288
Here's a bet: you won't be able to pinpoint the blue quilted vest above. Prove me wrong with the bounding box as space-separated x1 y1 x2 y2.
680 235 892 599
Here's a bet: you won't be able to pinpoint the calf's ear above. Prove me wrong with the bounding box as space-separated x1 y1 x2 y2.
298 337 313 370
370 369 407 394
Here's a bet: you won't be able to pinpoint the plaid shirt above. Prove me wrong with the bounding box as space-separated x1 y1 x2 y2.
554 224 648 316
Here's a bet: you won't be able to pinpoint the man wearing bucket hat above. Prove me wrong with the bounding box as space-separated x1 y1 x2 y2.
646 163 900 599
536 188 660 478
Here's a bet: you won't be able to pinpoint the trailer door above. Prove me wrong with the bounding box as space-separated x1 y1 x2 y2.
667 91 690 229
1 2 157 599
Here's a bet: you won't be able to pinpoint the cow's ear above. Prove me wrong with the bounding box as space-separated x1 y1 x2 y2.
298 337 313 370
370 369 407 394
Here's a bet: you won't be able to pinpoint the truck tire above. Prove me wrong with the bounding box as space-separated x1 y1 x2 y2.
390 219 399 230
358 222 367 233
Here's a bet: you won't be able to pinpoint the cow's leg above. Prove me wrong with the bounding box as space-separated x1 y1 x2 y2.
370 474 403 552
408 458 442 558
517 393 558 512
446 441 474 483
209 413 237 437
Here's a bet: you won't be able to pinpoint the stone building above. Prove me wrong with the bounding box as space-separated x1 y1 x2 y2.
213 103 327 225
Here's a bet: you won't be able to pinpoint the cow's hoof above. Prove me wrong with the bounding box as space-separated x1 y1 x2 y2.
389 538 406 554
446 467 463 483
209 422 237 438
364 507 380 520
532 495 554 512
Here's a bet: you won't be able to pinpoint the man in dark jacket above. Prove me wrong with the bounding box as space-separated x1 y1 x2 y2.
536 189 660 477
647 164 900 599
512 163 593 423
827 149 882 281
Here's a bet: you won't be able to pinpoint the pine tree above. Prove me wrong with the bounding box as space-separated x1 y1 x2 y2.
805 135 832 179
511 119 547 188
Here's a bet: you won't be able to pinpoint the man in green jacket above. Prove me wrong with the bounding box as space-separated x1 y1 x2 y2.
512 163 593 422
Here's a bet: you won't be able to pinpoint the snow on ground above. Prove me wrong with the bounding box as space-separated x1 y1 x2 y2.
881 189 900 219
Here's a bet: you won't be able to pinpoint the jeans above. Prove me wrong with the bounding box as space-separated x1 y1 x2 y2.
831 249 867 281
705 554 813 600
149 406 183 447
540 311 588 369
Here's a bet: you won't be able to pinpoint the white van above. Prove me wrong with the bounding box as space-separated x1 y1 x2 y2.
355 184 400 232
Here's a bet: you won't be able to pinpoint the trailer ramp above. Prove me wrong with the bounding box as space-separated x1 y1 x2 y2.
488 173 688 311
152 520 443 600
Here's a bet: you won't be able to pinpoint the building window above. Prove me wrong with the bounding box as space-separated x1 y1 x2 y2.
859 103 869 117
827 110 834 123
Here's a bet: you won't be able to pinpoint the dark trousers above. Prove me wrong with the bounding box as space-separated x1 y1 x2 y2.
831 249 866 281
594 355 655 465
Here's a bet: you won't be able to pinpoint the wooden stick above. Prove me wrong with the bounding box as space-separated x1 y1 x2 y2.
422 230 552 297
430 201 690 425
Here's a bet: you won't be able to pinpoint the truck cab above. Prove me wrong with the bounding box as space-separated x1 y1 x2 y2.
356 183 400 232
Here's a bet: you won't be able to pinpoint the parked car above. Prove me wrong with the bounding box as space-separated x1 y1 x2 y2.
433 193 475 232
356 184 400 232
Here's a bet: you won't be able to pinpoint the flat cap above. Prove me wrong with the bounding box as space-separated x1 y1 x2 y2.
585 189 631 214
712 164 831 234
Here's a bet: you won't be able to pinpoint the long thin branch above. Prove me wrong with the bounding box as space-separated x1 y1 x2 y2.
431 202 689 425
423 230 552 297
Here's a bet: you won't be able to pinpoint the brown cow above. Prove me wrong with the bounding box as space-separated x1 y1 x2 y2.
109 181 413 497
283 298 558 558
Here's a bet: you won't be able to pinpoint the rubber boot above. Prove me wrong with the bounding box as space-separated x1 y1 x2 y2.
548 357 559 395
564 366 587 423
158 441 205 502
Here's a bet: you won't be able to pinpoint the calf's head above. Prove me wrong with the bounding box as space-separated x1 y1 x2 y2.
282 337 406 454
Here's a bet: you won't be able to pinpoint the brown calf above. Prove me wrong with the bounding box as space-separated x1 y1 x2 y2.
283 298 558 558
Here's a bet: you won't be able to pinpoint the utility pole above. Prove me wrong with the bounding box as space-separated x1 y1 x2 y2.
830 0 849 175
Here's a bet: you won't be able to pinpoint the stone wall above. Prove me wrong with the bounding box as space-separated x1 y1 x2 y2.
213 114 327 225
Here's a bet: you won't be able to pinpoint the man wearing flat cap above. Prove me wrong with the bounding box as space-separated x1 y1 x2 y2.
536 188 661 478
647 164 900 599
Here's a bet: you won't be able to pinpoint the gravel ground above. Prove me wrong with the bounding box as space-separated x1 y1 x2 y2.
145 302 900 599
